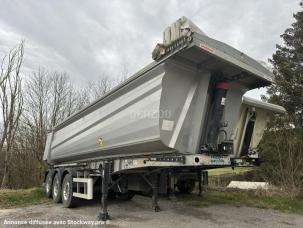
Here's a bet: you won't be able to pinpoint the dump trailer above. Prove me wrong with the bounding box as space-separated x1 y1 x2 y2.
232 96 286 165
43 17 284 220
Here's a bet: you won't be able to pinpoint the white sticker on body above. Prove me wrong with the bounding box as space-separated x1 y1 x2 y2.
221 97 226 105
162 120 174 131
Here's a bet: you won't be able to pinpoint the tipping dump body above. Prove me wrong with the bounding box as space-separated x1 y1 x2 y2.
44 17 273 164
233 96 286 158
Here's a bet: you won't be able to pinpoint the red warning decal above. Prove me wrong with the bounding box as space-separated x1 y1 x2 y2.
199 43 215 53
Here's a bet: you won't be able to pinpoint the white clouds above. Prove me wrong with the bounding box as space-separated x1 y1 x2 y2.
0 0 301 98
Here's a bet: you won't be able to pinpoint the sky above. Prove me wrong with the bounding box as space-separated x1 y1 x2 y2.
0 0 301 99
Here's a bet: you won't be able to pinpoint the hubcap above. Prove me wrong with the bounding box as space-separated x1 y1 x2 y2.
63 181 70 201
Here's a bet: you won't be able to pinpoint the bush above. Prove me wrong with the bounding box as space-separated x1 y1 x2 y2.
258 127 303 197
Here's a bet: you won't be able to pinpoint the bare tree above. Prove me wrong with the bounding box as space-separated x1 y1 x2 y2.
50 72 73 126
113 58 129 86
87 75 112 101
11 69 92 187
0 41 129 188
22 68 50 168
0 42 24 188
74 86 91 109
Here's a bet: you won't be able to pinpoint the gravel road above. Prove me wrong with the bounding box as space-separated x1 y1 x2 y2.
0 195 302 228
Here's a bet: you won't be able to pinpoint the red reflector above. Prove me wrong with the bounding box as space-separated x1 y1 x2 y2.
216 82 230 90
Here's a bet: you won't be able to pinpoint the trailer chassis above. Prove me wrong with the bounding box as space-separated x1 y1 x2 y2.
45 153 231 221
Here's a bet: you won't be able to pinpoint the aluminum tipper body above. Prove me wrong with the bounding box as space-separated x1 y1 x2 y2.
43 17 274 165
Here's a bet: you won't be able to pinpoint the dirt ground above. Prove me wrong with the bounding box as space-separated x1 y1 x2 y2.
0 195 302 228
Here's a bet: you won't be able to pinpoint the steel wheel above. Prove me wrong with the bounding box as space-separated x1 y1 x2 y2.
45 172 52 198
62 173 77 208
52 173 62 203
63 181 70 201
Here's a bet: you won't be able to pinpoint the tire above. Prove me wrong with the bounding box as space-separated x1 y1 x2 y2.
62 173 77 208
115 191 136 201
177 179 195 194
45 172 52 198
52 173 62 203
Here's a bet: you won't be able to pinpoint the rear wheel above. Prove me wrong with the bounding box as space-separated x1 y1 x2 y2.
62 173 77 208
52 173 62 203
177 179 195 194
45 172 52 198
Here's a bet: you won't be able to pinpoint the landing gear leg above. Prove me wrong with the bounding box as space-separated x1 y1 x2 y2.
197 170 202 196
98 162 110 221
152 173 161 212
168 171 176 200
142 173 161 212
202 171 208 187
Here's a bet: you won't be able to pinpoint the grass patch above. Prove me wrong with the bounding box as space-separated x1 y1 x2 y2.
207 167 254 176
179 189 303 214
0 188 49 209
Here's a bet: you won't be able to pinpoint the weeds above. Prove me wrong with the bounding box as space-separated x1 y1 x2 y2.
0 188 49 209
179 188 303 214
